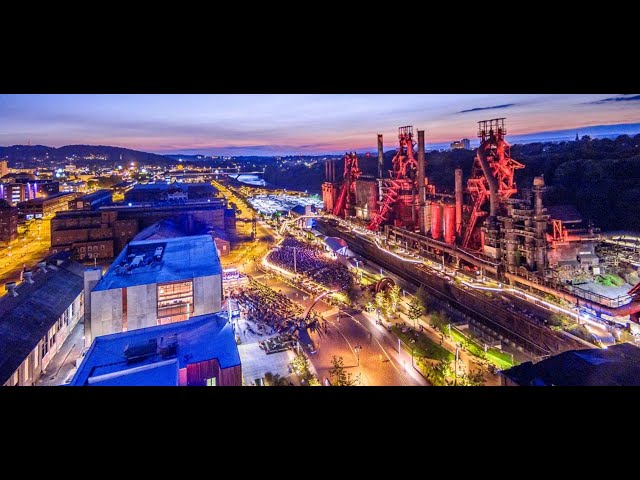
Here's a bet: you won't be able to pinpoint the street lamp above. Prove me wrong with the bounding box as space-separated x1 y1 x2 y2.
454 346 459 386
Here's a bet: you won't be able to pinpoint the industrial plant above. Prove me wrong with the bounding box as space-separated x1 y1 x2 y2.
321 119 640 342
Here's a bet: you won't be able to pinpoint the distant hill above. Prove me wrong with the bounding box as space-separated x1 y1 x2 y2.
0 144 173 166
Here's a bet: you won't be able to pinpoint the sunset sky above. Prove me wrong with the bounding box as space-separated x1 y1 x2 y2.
1 94 639 155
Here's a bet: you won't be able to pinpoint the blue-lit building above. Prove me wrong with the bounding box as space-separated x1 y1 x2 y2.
85 235 223 346
70 312 241 386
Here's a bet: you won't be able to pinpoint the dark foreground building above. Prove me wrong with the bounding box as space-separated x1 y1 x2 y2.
70 312 241 386
0 254 85 386
501 343 640 386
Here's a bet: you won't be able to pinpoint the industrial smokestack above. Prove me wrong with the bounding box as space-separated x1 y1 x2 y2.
377 134 384 180
417 130 426 235
455 168 463 235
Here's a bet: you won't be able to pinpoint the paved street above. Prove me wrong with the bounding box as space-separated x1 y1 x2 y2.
36 319 85 386
0 217 52 285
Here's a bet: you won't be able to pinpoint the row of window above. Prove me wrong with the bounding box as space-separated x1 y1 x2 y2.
79 245 106 253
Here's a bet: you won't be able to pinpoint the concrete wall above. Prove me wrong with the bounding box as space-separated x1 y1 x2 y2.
90 288 124 343
193 274 222 316
126 283 158 331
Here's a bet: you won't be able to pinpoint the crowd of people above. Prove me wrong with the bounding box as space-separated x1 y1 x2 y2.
230 279 304 335
267 237 353 291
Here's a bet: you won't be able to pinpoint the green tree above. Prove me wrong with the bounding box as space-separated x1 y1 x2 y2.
361 288 373 310
375 291 388 316
408 295 426 327
415 286 432 312
290 353 312 380
264 372 289 386
462 369 486 386
329 355 354 386
388 284 402 312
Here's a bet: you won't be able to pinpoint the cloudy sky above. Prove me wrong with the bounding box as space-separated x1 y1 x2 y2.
0 94 639 155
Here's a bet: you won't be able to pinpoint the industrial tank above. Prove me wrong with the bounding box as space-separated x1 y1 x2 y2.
431 203 443 240
443 204 456 245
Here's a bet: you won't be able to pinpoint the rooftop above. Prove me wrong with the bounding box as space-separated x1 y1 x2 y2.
547 204 583 224
0 253 85 384
70 312 239 386
502 343 640 386
76 189 112 202
93 235 221 291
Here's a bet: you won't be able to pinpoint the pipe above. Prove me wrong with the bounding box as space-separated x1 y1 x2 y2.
476 143 498 217
417 130 426 235
377 134 384 180
454 168 463 234
504 272 640 318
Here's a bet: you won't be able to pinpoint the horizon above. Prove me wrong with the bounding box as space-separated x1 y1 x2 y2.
1 94 639 156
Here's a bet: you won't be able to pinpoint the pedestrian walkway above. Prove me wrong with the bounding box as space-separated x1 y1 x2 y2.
36 320 85 386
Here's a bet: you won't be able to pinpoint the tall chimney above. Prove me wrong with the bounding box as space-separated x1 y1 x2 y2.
83 267 103 347
417 130 426 235
455 168 463 235
377 134 384 180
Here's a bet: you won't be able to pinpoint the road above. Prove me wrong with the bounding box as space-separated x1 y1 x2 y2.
0 216 52 286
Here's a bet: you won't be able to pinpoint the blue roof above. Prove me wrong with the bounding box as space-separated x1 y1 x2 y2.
93 235 221 291
70 312 240 386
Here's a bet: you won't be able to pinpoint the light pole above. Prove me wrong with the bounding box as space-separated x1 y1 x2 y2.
454 346 459 386
354 344 361 366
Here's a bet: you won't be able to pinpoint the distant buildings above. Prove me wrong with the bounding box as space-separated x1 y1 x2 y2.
17 192 78 219
49 198 230 261
124 182 217 203
85 235 223 346
0 254 85 386
0 200 18 243
68 190 113 211
69 312 241 386
450 138 471 150
0 180 60 205
0 160 7 178
501 343 640 386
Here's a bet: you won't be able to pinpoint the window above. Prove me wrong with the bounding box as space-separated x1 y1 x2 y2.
33 347 39 369
100 245 105 250
41 339 48 358
206 377 217 386
23 357 30 383
88 246 93 252
11 371 19 386
157 281 193 325
80 247 85 253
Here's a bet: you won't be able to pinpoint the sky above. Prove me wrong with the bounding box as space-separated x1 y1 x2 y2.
0 94 639 156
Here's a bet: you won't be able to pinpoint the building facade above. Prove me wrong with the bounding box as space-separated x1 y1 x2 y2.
85 235 223 346
49 199 229 261
450 138 471 150
0 200 18 243
68 189 113 210
0 255 85 386
17 192 78 219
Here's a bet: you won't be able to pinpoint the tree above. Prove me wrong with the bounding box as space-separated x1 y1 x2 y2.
415 286 432 312
290 353 313 382
361 288 373 310
329 355 354 386
388 284 402 312
375 291 388 316
264 372 289 386
408 295 426 327
462 369 486 386
346 284 359 307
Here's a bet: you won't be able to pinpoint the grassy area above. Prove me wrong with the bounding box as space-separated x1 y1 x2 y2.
392 326 453 362
448 326 514 370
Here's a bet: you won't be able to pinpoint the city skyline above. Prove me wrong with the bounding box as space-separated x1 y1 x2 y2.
1 94 639 156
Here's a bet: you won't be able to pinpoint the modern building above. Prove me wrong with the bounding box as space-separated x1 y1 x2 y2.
0 180 59 205
85 235 223 346
68 189 113 210
501 343 640 386
124 182 217 203
69 312 241 386
49 199 230 260
0 200 18 243
0 254 85 386
450 138 471 150
17 192 78 219
0 160 7 178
